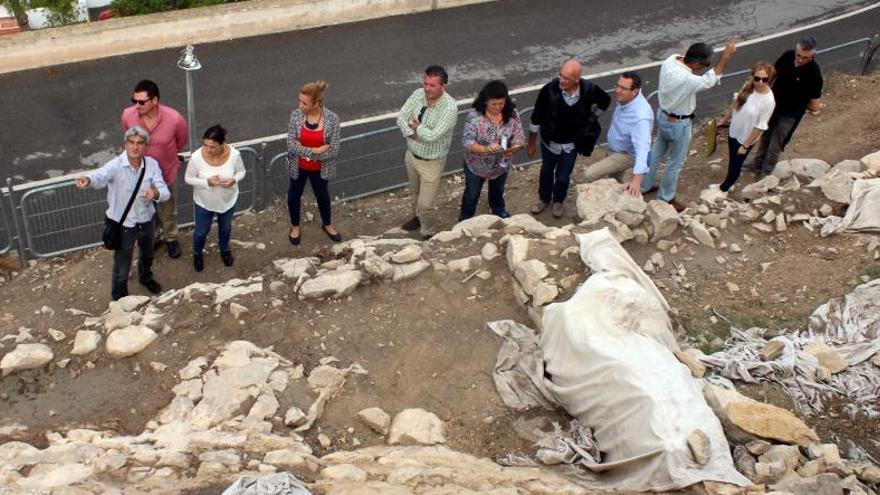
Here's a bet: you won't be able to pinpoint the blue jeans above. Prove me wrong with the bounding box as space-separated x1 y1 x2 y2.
458 164 508 221
112 220 155 300
538 142 578 203
193 203 234 255
642 108 692 201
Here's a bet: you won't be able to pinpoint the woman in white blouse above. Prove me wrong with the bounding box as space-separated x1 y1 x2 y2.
184 125 246 272
717 61 777 193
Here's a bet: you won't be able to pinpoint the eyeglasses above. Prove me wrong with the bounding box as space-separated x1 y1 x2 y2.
752 76 770 83
131 98 152 105
558 72 580 82
795 53 815 61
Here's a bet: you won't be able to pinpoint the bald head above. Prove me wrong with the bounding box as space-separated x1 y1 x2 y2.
558 59 582 93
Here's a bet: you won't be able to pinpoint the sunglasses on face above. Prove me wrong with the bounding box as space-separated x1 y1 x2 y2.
131 98 152 105
753 76 770 83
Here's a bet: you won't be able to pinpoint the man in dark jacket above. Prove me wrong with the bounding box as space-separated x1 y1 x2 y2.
526 59 611 218
749 36 824 176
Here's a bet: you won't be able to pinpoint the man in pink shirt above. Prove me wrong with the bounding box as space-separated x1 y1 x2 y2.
121 79 189 258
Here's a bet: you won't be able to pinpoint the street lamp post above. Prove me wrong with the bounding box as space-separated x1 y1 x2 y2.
177 45 201 153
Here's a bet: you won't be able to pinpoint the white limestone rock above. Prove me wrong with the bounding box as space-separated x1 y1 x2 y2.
447 255 482 273
505 235 529 271
861 150 880 172
362 255 395 279
690 221 715 248
229 303 249 319
299 269 362 299
392 260 430 282
531 282 559 306
789 158 830 181
273 257 318 280
818 168 854 204
646 200 679 240
740 175 780 200
105 326 159 358
513 259 549 295
71 330 101 356
481 242 500 261
387 408 446 445
357 407 391 435
391 245 423 264
575 178 646 224
452 214 502 236
1 343 54 376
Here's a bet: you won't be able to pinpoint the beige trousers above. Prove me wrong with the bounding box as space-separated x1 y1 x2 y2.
404 150 446 236
582 152 635 183
156 181 179 242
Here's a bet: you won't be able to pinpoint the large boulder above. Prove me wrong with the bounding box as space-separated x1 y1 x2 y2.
817 168 854 204
704 385 819 446
1 343 54 376
575 178 646 224
106 326 158 358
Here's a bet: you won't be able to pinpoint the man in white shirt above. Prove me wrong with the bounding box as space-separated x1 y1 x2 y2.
76 126 170 300
642 39 737 211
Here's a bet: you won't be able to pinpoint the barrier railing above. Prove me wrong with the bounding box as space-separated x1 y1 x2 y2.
0 32 876 263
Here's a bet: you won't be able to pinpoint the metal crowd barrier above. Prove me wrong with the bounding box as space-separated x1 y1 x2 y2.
0 33 876 263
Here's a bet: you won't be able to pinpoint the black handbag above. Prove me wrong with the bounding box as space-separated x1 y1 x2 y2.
102 160 146 250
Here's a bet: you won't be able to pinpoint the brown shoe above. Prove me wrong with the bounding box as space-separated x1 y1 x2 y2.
667 198 686 213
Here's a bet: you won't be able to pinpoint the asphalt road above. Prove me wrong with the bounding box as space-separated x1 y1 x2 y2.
1 0 878 181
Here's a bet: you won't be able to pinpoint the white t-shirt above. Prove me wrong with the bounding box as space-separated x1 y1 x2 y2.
730 90 776 143
184 146 246 213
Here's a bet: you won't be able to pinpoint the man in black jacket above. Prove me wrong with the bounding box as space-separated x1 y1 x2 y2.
527 59 611 218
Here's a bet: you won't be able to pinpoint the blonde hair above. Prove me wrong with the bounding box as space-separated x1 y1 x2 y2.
300 80 328 107
735 61 776 110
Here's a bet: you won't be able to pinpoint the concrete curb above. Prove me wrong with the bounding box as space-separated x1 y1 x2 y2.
0 0 494 74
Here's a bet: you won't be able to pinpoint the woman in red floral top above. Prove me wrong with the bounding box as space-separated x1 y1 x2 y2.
459 80 525 220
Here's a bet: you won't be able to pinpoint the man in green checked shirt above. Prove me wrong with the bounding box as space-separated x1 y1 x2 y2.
396 65 458 239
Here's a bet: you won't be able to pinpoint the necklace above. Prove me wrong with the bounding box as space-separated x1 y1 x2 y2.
304 112 321 130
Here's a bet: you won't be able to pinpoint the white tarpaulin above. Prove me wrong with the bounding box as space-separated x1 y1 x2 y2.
701 279 880 418
493 228 748 492
821 178 880 236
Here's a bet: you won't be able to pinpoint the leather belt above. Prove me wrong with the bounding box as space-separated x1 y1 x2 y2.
662 109 694 120
411 151 430 161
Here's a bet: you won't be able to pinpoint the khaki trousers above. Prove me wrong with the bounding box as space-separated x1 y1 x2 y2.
582 152 634 183
404 150 446 236
156 181 179 242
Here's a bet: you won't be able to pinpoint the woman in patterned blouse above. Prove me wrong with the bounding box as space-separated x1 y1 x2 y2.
459 80 525 220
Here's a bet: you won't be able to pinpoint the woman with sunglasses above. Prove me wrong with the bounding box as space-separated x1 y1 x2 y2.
716 62 776 193
285 80 342 245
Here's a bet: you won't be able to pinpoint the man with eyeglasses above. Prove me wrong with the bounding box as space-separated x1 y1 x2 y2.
121 79 188 259
581 71 653 197
527 59 611 218
749 36 824 177
641 39 737 212
396 65 458 239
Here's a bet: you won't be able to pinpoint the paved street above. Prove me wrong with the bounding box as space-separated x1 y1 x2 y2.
0 0 877 181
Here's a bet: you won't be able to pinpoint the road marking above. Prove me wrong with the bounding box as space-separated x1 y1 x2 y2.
230 1 880 148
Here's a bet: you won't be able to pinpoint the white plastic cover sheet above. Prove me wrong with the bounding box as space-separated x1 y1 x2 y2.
222 472 312 495
538 228 748 491
701 279 880 418
821 178 880 236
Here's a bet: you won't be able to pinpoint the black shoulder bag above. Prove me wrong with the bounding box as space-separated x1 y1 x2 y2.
102 159 146 250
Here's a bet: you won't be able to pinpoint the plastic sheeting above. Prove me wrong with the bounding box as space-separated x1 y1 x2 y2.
701 279 880 418
821 178 880 236
222 472 312 495
491 228 749 492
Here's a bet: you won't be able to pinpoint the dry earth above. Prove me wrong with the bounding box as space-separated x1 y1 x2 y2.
0 73 879 493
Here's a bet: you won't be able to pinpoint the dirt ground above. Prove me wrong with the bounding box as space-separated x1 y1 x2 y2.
1 73 879 487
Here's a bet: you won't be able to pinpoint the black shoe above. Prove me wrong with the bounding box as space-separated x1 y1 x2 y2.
401 216 421 231
288 229 301 246
141 279 162 295
322 226 343 243
167 241 181 259
193 254 204 272
221 251 234 267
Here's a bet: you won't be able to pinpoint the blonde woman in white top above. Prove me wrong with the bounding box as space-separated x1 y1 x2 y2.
184 125 246 272
717 62 776 193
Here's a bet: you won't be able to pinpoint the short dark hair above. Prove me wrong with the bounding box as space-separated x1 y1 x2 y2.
472 80 516 123
133 79 160 99
797 35 817 51
684 43 713 66
424 65 448 85
202 124 227 144
620 71 642 90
